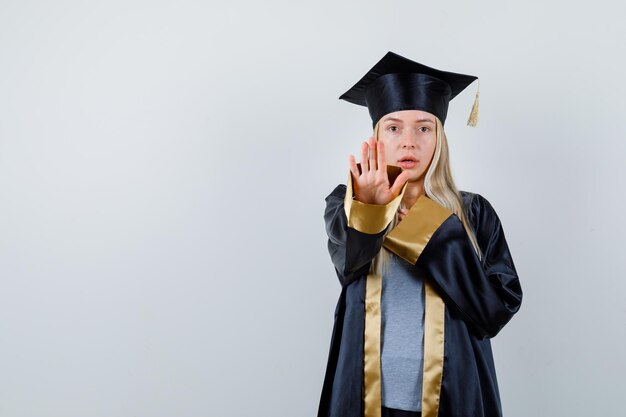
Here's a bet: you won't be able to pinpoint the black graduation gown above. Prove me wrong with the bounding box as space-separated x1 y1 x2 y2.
317 183 522 417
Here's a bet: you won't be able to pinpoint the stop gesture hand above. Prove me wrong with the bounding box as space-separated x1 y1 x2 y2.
349 137 410 206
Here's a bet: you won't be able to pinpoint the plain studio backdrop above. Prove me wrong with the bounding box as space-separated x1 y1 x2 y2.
1 0 625 416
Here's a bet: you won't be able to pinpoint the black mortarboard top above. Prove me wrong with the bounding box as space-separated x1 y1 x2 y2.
339 51 479 128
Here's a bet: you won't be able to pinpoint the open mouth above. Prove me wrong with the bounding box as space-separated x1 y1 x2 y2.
398 156 418 169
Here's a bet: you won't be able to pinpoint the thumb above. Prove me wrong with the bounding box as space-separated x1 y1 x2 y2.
390 171 410 196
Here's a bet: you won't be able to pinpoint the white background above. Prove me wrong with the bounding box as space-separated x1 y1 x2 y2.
1 1 625 416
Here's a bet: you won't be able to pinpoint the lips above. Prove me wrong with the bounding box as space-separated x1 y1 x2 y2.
398 155 418 169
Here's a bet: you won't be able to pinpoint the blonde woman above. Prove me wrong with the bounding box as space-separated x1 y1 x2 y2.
317 52 522 417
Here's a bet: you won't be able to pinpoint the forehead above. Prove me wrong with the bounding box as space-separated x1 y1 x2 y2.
381 109 436 123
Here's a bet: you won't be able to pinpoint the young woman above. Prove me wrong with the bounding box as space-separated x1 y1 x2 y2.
317 52 523 417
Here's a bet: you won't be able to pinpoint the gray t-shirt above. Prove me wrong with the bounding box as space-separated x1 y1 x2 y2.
381 253 425 412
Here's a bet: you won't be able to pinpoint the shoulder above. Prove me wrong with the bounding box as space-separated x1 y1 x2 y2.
458 190 502 236
459 190 498 214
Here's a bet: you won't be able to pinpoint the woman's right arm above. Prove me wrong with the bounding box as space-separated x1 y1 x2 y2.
325 138 409 287
324 175 405 287
324 184 383 287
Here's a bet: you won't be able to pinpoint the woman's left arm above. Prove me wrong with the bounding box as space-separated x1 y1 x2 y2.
384 194 522 339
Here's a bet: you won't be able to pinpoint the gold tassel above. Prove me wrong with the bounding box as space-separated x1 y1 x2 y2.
467 79 480 127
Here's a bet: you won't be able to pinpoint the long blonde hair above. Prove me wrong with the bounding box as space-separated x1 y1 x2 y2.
370 117 482 276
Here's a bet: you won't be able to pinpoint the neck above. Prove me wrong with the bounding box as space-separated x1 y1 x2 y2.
402 179 425 209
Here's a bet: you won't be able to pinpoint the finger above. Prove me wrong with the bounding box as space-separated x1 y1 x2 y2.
390 170 411 196
368 137 377 171
377 140 387 175
360 142 369 172
348 155 360 179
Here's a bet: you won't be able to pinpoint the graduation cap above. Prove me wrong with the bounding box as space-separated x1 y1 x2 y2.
339 51 480 128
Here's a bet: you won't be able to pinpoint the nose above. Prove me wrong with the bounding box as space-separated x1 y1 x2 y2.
401 132 417 149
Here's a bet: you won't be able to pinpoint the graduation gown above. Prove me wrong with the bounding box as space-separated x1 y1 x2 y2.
317 177 522 417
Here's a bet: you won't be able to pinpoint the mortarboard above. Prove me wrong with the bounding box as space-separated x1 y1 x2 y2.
339 51 480 128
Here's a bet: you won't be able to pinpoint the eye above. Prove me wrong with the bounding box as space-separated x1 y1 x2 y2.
388 125 399 133
418 126 431 133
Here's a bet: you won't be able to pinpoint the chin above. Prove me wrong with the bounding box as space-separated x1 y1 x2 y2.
406 172 426 183
406 177 424 184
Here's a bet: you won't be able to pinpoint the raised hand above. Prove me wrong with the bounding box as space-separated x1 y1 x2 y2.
348 137 410 205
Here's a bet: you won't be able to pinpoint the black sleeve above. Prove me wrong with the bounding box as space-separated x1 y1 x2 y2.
324 185 388 287
416 194 522 338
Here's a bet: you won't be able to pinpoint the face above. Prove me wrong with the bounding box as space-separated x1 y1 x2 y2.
376 109 438 183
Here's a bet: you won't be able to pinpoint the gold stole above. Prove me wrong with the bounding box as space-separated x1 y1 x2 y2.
363 196 452 417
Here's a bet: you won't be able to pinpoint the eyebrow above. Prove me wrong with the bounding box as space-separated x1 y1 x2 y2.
382 117 435 124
